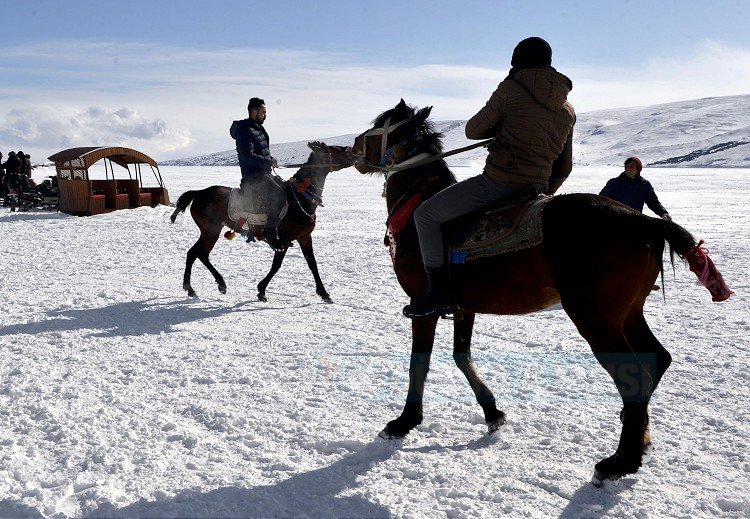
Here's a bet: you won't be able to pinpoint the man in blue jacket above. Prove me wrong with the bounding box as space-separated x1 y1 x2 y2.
599 157 671 221
230 97 286 250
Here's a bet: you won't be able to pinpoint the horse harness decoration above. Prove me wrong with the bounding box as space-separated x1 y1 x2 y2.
288 143 333 220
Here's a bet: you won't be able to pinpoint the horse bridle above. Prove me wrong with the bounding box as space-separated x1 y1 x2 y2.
361 116 416 165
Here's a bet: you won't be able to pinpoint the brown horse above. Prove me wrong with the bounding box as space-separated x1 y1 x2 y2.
352 100 732 486
170 141 354 302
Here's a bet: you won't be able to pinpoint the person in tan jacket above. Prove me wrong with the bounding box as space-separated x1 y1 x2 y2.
404 37 576 319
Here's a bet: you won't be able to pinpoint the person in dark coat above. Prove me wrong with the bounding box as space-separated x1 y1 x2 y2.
18 151 32 179
0 151 5 199
230 97 286 250
2 151 21 204
599 157 671 220
403 36 576 319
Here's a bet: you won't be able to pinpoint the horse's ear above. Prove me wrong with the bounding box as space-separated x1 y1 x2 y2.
307 141 323 151
416 106 433 122
395 98 415 119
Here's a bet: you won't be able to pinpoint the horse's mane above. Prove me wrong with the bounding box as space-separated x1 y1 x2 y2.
372 102 444 157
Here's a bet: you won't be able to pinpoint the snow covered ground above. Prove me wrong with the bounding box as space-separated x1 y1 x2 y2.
1 164 748 518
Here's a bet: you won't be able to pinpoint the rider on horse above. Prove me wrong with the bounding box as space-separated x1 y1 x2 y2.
230 97 287 251
403 37 577 319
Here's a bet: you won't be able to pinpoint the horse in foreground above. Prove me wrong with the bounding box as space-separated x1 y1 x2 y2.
352 100 732 486
170 142 354 301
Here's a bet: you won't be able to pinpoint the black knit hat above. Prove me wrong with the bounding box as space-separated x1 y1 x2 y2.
511 37 552 68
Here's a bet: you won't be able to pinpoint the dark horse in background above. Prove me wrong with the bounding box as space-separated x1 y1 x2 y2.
170 142 354 302
352 100 732 486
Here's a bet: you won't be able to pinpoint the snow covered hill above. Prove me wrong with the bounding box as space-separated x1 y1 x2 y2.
163 94 750 169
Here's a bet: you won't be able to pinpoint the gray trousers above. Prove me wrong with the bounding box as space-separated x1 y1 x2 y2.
414 173 516 268
240 173 287 227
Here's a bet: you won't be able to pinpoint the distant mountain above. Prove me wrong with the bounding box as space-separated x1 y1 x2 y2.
162 94 750 168
574 94 750 167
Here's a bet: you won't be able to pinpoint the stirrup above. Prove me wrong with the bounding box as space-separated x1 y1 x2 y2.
402 300 460 320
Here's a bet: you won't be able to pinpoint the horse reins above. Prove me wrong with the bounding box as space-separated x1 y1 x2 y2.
357 115 494 195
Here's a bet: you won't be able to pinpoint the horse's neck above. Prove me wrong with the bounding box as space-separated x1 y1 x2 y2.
295 167 328 192
385 162 454 213
290 167 329 215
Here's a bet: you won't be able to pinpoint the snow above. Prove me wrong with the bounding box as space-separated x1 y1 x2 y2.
1 163 749 518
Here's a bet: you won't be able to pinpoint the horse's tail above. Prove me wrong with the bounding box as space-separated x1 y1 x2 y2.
170 190 199 223
661 219 696 265
655 217 733 302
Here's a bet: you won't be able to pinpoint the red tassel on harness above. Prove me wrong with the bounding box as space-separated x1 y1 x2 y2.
684 240 733 302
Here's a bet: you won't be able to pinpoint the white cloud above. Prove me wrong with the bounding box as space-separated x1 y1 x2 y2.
567 40 750 112
0 106 192 161
2 39 749 161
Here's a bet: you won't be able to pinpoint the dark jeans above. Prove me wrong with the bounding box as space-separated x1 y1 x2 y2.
240 173 287 227
414 174 516 268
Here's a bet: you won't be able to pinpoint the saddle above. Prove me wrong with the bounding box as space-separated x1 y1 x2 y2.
227 186 289 227
445 193 550 264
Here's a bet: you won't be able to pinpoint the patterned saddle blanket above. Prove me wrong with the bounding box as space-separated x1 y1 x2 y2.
446 194 550 264
227 188 288 226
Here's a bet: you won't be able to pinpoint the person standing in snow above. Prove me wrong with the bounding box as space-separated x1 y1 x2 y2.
403 36 576 319
2 151 21 205
599 157 671 220
0 151 5 200
18 151 32 180
230 97 286 251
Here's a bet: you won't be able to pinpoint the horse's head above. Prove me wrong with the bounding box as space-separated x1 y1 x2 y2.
352 99 442 174
305 141 355 173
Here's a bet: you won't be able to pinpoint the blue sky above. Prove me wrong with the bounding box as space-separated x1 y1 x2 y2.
2 0 750 160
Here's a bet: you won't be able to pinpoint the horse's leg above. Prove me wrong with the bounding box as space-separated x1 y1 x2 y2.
562 296 652 484
297 234 332 303
380 316 438 438
623 305 672 397
256 247 289 302
183 238 202 297
196 229 226 294
452 312 506 433
622 305 672 462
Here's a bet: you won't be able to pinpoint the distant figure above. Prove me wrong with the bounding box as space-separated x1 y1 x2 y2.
2 151 21 205
0 151 5 198
600 157 671 221
18 151 32 179
230 97 286 251
403 36 576 319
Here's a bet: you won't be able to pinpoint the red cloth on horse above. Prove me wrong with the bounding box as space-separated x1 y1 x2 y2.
385 191 423 263
684 240 733 302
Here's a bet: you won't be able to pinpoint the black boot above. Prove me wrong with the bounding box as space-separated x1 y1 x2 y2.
262 226 285 252
403 266 458 319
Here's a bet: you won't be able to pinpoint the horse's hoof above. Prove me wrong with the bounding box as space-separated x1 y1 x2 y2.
257 293 267 302
379 415 421 439
591 451 641 487
487 415 507 435
218 284 227 294
591 469 621 487
321 294 333 304
187 290 197 298
378 425 407 440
